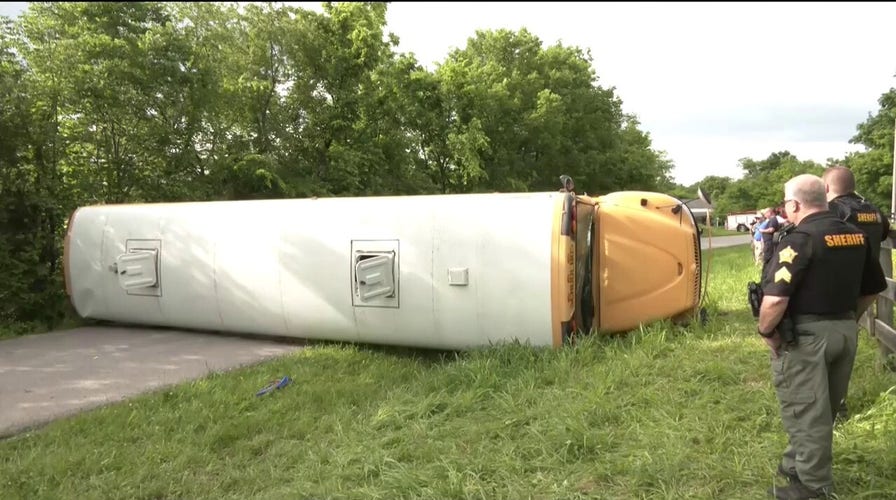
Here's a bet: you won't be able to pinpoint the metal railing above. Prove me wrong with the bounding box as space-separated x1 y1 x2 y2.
859 230 896 370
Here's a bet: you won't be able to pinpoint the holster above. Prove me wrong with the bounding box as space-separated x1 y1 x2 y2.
774 223 796 244
777 315 796 346
747 281 762 318
748 281 796 346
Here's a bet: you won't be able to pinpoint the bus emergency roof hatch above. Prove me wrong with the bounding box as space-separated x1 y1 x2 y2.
116 250 159 290
355 253 395 301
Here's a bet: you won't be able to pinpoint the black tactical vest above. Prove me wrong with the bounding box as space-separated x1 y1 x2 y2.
830 194 886 260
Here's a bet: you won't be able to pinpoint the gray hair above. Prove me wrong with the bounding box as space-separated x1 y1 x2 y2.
785 174 827 209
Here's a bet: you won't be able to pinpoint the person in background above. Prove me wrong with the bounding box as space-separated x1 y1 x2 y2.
759 207 781 279
776 207 788 225
822 165 891 421
823 165 889 262
753 213 768 266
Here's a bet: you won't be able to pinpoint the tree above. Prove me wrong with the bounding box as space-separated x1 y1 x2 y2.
602 115 674 191
844 86 896 213
233 1 427 197
738 151 800 178
699 152 823 217
20 2 208 204
436 28 668 194
691 175 732 203
0 17 66 326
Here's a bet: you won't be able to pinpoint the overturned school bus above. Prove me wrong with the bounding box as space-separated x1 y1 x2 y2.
64 181 705 350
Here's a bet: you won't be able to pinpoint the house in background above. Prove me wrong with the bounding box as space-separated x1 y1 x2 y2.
684 198 713 226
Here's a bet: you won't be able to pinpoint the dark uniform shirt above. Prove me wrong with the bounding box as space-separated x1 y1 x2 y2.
762 215 781 245
829 192 890 262
762 211 886 315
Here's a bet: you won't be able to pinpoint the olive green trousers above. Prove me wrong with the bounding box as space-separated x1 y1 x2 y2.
770 318 857 491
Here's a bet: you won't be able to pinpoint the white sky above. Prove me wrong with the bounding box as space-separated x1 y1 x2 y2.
3 1 894 185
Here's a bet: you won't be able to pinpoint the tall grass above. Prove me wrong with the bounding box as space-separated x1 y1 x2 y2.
1 246 894 499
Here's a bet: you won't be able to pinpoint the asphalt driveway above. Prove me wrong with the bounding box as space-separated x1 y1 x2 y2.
0 326 303 438
701 234 751 250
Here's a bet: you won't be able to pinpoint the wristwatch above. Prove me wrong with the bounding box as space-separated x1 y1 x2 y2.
757 327 776 338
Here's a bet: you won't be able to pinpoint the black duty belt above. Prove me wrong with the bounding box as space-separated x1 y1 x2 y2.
792 313 856 325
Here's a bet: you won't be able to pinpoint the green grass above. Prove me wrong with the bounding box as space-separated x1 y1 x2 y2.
700 225 746 237
2 246 895 499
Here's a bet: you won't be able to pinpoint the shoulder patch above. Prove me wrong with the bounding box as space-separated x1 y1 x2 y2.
774 267 792 284
778 246 798 264
857 212 880 223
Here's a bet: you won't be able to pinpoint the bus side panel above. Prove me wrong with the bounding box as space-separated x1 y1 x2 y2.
65 193 559 350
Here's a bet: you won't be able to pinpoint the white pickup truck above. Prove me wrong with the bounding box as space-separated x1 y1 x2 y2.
726 211 759 232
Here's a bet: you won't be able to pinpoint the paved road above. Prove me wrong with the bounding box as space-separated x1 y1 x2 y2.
701 234 751 250
0 326 303 438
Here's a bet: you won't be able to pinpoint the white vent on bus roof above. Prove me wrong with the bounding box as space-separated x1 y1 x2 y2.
351 239 400 308
116 250 158 290
356 254 395 300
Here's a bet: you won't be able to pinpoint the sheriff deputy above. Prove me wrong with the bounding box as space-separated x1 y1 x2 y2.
756 174 886 500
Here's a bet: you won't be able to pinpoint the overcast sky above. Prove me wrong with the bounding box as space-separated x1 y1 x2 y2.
3 2 894 185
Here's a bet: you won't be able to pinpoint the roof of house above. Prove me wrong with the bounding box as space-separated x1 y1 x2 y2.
684 198 713 210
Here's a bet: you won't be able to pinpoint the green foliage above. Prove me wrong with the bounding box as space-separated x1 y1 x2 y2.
436 28 672 194
693 175 732 203
220 154 289 200
845 87 896 214
657 179 694 201
1 248 894 498
0 17 67 328
2 2 680 332
693 151 825 218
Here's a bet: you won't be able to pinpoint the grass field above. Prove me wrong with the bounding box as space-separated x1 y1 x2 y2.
700 225 746 237
1 246 894 499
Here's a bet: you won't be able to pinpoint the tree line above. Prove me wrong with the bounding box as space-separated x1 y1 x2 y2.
0 2 675 332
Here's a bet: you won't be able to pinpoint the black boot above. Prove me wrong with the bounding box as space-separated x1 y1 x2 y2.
777 463 800 484
767 482 829 499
